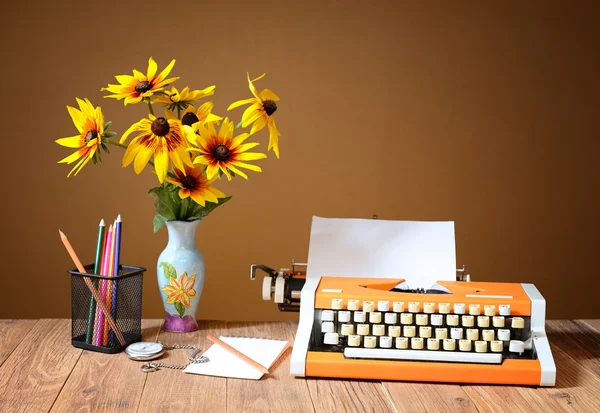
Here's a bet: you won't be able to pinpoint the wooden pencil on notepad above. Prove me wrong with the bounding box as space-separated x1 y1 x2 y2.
206 334 270 374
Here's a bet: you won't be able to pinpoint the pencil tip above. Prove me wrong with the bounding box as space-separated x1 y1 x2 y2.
117 214 122 222
99 219 105 226
59 230 65 239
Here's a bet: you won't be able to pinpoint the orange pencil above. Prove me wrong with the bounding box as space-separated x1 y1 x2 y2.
206 334 270 374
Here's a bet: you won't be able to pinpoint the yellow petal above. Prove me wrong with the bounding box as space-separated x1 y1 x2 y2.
227 98 256 111
147 57 158 79
247 72 265 101
56 135 84 149
259 88 280 101
268 121 281 158
67 106 85 134
249 116 267 135
133 146 154 175
206 163 220 180
122 138 142 167
207 186 226 198
235 152 266 162
226 164 248 179
241 105 261 124
231 160 263 172
154 142 169 182
120 119 148 143
155 59 176 84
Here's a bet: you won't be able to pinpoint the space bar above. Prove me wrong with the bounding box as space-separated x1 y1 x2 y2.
344 348 502 364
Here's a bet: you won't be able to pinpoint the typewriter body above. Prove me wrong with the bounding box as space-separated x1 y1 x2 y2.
252 261 556 386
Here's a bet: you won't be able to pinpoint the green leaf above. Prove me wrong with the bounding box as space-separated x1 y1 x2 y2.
159 262 177 280
186 196 232 221
148 185 177 220
101 142 110 154
153 214 168 233
104 121 112 130
103 131 117 138
234 121 243 131
174 301 185 317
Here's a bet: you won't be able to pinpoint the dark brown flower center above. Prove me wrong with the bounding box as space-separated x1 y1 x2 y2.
151 117 170 136
181 112 199 127
214 144 230 161
181 175 197 189
135 80 152 94
85 130 98 143
263 99 277 116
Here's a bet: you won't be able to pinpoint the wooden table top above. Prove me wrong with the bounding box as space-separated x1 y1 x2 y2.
0 319 598 413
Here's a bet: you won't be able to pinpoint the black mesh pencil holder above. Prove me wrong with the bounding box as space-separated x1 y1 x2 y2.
68 264 145 354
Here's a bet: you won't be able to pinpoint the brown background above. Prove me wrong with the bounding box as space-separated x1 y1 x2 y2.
0 0 598 321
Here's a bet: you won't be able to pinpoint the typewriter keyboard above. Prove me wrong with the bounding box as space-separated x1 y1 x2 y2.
310 299 534 363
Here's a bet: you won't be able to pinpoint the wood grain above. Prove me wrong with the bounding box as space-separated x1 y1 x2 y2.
0 320 37 368
384 382 478 413
49 319 163 413
225 321 316 413
306 379 396 413
0 319 83 413
546 320 600 377
578 319 600 333
136 320 228 413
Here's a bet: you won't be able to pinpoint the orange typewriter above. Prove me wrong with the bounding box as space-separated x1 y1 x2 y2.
253 260 556 386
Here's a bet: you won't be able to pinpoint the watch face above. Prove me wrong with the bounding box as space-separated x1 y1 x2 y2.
126 342 163 358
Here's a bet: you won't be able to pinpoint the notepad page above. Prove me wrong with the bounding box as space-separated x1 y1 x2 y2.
183 336 289 380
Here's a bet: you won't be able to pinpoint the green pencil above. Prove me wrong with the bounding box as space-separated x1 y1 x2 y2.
85 219 105 344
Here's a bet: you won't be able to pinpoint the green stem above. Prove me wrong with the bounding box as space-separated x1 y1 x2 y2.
146 98 154 116
234 121 243 131
105 139 128 149
177 107 181 120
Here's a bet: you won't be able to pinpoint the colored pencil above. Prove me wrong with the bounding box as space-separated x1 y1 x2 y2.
86 219 105 344
206 334 270 374
109 214 122 345
95 224 112 346
103 222 116 346
59 230 126 346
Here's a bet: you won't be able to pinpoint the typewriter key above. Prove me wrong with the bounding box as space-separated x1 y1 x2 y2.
484 305 496 316
393 301 405 313
446 315 459 326
364 336 377 348
419 326 432 338
321 322 335 333
482 329 495 341
411 337 424 350
459 339 472 352
338 311 351 323
369 312 382 324
466 328 479 341
340 324 354 336
408 302 421 313
380 336 392 348
438 303 451 314
490 340 503 352
324 332 339 345
475 341 488 353
511 317 525 340
347 335 361 347
509 340 525 356
477 316 490 328
493 316 505 328
347 299 360 311
357 324 370 336
416 314 428 326
431 314 443 326
462 315 475 327
400 313 413 325
450 327 463 340
499 304 511 316
469 304 481 316
353 311 366 323
372 324 386 336
384 313 398 325
403 326 416 338
443 338 456 351
331 299 343 310
454 303 466 315
435 328 448 339
362 301 375 312
388 326 401 337
423 302 435 314
497 328 511 342
377 301 390 312
321 310 335 322
395 337 409 349
427 338 440 350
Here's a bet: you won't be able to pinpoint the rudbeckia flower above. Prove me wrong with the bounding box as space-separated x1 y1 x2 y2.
188 118 266 180
153 85 216 112
120 114 193 183
227 73 281 158
166 164 227 206
161 272 196 307
165 101 222 134
56 98 104 177
101 57 179 105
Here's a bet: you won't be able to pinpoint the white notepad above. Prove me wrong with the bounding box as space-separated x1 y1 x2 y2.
184 336 290 380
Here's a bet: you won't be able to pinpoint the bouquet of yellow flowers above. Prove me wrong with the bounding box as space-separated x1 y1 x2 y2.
56 57 281 232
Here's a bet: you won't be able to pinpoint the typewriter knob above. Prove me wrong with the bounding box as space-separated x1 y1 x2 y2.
274 276 286 304
262 276 273 301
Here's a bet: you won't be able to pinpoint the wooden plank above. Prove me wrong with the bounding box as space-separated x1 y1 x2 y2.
0 320 37 368
546 320 600 377
307 379 396 413
0 319 83 413
462 383 548 413
578 319 600 332
137 320 227 413
49 319 163 412
383 382 478 413
225 321 316 413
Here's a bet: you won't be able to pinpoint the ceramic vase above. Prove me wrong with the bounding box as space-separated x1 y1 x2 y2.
156 220 204 332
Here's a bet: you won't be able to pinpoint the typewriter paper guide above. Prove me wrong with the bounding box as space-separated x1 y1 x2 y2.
307 217 456 289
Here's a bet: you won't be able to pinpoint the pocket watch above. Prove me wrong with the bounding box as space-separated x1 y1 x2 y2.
125 342 210 372
125 342 165 361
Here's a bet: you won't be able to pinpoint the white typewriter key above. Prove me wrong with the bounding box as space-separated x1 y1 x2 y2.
341 324 355 336
497 329 511 341
395 337 409 349
408 301 421 313
462 315 475 327
454 303 466 315
435 328 448 339
466 329 479 341
380 336 392 348
499 304 511 316
438 303 451 314
338 311 351 323
475 340 488 353
393 301 405 313
484 305 496 316
509 340 525 355
353 311 366 323
364 336 377 348
347 299 360 311
419 326 432 338
477 316 490 328
490 340 503 352
331 299 344 310
446 315 459 326
348 335 361 347
372 324 386 336
423 302 436 314
411 337 424 350
400 313 413 325
321 322 335 333
459 339 472 352
321 310 335 322
384 313 398 324
324 332 339 345
427 338 440 350
388 326 401 337
482 329 495 341
369 312 382 324
357 324 370 335
362 301 375 312
443 338 456 351
416 314 428 326
469 304 481 316
493 316 505 328
377 300 390 312
403 326 416 337
431 314 443 326
450 327 464 340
